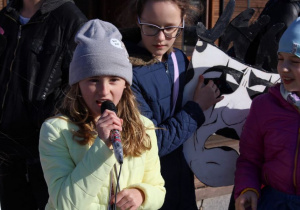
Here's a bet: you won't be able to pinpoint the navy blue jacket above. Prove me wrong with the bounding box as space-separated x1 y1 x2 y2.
125 40 205 210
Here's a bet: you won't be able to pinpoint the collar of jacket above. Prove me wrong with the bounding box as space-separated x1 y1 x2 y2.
269 83 297 111
121 27 173 66
6 0 74 18
127 43 160 66
128 45 172 67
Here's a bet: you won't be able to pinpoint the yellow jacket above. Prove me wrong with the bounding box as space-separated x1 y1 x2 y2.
39 115 165 210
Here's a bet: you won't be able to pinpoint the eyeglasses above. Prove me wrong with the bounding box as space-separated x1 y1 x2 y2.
137 17 184 38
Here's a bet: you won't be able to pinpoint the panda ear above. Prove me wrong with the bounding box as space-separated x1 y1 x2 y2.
196 0 235 43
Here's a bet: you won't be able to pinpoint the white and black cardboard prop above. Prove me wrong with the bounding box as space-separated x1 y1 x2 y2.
183 0 281 187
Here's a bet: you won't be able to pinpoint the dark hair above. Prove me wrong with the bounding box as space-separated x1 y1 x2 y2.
117 0 202 28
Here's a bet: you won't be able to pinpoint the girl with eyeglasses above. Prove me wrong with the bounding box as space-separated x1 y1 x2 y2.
120 0 224 209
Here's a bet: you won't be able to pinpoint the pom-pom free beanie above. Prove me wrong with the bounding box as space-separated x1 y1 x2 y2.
69 19 132 85
278 17 300 58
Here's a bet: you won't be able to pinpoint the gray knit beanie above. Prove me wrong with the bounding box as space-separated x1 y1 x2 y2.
69 19 132 85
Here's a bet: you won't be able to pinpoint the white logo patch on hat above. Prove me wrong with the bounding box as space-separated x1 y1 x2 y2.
110 38 123 49
292 42 299 54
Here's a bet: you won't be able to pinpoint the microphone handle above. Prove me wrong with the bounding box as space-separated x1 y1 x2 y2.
110 129 124 164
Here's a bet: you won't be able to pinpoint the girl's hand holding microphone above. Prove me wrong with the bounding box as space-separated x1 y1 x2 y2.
96 109 123 148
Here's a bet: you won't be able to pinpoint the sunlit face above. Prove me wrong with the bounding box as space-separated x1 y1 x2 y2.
139 0 182 61
79 76 126 119
277 52 300 95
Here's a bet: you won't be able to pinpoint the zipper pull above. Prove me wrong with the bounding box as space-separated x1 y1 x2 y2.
18 25 22 39
164 62 169 74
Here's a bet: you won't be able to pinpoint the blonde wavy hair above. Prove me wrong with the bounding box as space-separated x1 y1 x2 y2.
58 83 151 157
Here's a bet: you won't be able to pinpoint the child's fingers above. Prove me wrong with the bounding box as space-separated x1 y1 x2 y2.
215 95 224 103
199 74 204 84
196 75 205 89
250 196 257 210
235 197 246 210
99 110 122 128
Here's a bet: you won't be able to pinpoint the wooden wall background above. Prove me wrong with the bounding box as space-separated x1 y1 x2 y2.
0 0 6 10
0 0 269 31
209 0 268 28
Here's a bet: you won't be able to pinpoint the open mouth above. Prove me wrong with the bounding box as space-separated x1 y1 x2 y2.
282 78 294 84
96 100 108 106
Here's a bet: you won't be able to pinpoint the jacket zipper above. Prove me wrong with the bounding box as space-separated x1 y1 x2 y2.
264 172 269 186
164 62 169 74
108 164 120 210
0 14 44 123
164 61 173 90
164 60 176 111
0 24 22 123
293 129 300 191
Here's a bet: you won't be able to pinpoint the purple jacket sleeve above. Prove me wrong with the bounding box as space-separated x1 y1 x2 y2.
234 97 265 199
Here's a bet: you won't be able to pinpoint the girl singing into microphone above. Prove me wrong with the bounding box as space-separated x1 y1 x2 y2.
39 19 165 210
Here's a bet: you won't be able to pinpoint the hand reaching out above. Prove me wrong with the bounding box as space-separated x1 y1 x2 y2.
235 190 258 210
193 75 224 111
111 188 145 210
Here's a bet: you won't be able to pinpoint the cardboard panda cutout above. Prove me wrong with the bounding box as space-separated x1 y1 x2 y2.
183 0 281 187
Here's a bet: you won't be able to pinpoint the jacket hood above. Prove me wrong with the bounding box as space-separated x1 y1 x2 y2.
7 0 74 15
126 41 159 66
41 0 74 14
268 83 295 110
126 42 172 66
269 83 284 101
121 27 171 66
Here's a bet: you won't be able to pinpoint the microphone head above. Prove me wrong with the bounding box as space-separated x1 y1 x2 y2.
100 100 117 114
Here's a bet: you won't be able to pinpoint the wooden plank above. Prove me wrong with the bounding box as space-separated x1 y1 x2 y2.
193 135 238 200
205 135 239 152
195 185 234 200
195 178 206 189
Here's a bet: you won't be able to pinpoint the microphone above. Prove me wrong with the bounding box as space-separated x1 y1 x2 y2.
100 100 123 164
